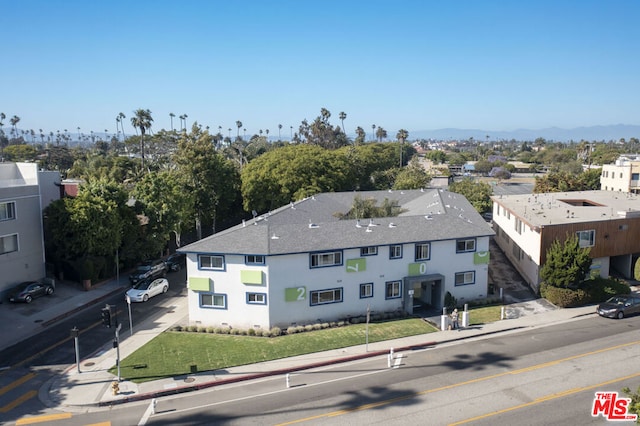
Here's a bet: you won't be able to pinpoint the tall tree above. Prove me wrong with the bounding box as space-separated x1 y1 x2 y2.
339 111 347 134
10 115 20 141
540 233 592 289
278 124 283 140
130 108 153 169
236 120 243 140
355 126 366 145
117 112 126 141
376 126 387 142
396 129 409 167
371 124 376 142
169 112 175 131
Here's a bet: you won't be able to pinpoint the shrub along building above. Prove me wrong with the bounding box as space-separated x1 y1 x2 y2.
490 190 640 294
180 189 494 330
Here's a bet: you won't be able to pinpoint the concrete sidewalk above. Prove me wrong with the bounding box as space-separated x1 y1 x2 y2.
40 296 598 412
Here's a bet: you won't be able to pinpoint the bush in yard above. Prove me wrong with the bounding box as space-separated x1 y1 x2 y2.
296 325 305 333
444 291 457 312
540 233 592 289
188 325 198 332
313 323 322 330
540 282 589 307
286 326 297 335
247 328 256 336
304 324 314 332
270 327 282 336
581 277 630 303
230 328 240 335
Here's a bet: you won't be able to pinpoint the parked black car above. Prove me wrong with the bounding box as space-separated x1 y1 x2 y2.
597 295 640 319
164 253 186 272
129 259 167 285
9 281 55 303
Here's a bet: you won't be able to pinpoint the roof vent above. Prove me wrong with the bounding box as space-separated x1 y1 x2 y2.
389 222 396 228
356 220 362 228
290 202 295 210
368 219 377 227
366 227 373 233
271 233 279 239
308 223 319 229
242 219 246 227
425 215 433 220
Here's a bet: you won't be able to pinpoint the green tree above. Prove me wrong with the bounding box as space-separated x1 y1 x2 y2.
175 125 241 239
425 150 447 164
339 111 347 134
540 233 592 289
354 126 366 145
448 178 493 213
3 144 37 162
241 144 352 213
393 156 432 189
396 129 409 167
130 108 153 169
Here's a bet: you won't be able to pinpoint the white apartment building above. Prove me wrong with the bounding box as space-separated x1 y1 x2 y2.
600 154 640 194
0 163 61 296
180 189 494 330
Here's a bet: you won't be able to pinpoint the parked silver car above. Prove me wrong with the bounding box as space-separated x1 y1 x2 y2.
597 295 640 319
126 278 169 303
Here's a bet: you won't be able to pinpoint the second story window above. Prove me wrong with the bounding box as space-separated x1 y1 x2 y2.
389 244 402 259
415 243 430 261
456 238 476 253
199 254 225 270
310 251 343 268
0 202 16 221
360 246 378 256
245 255 265 265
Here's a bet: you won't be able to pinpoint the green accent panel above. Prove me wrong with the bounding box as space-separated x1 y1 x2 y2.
346 258 366 273
189 277 211 291
241 270 263 285
408 262 428 276
285 286 306 302
474 251 490 264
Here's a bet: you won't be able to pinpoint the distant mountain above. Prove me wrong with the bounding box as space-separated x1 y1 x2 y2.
409 124 640 142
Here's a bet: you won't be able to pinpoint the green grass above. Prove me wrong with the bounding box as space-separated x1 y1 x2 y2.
468 305 502 325
112 318 437 382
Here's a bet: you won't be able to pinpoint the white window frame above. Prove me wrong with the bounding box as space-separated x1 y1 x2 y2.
389 244 402 259
0 234 18 255
199 254 225 270
360 283 373 299
455 271 475 286
385 280 402 299
0 202 16 221
310 288 343 306
415 243 430 261
246 292 267 305
200 293 227 309
245 254 265 265
360 246 378 256
310 251 343 268
456 238 476 253
576 230 595 248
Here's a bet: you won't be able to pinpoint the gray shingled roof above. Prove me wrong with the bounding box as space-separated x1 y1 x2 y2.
181 189 494 255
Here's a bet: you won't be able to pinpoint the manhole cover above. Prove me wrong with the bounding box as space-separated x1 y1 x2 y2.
34 319 43 323
184 377 195 383
84 362 95 367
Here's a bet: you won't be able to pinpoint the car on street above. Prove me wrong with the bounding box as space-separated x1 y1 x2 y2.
8 281 55 303
125 277 169 303
596 294 640 319
129 259 167 284
164 253 186 272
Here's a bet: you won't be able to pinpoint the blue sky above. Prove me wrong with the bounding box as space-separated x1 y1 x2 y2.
2 0 639 139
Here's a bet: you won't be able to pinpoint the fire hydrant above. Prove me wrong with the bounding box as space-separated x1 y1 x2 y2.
111 380 120 395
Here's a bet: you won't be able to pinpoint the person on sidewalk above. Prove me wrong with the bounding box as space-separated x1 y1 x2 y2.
451 308 459 330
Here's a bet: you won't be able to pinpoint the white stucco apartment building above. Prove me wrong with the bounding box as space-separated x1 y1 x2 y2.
491 190 640 294
0 162 61 296
600 154 640 194
180 189 494 330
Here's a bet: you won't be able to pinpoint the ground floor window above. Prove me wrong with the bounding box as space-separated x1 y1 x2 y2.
0 234 18 255
385 280 402 299
455 271 475 286
200 293 227 309
246 292 267 305
360 283 373 298
310 288 343 306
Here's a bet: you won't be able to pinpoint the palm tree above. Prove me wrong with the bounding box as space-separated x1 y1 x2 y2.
371 124 376 142
130 108 153 169
118 112 126 140
339 111 347 134
77 127 81 143
236 121 242 140
0 112 5 136
396 129 409 167
278 124 282 140
376 126 387 142
183 114 188 131
290 126 293 140
169 113 175 131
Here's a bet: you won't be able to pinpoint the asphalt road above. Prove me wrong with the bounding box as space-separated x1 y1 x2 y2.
18 312 640 426
0 270 186 424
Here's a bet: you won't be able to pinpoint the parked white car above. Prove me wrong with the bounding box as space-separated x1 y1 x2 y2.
126 278 169 303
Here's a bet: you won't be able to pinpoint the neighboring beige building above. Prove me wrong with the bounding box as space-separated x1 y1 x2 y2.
600 155 640 194
491 190 640 294
0 163 61 297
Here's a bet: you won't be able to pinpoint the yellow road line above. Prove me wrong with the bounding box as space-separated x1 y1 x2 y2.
15 412 73 425
0 372 36 397
276 339 640 425
449 372 640 425
85 422 111 426
0 389 38 413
